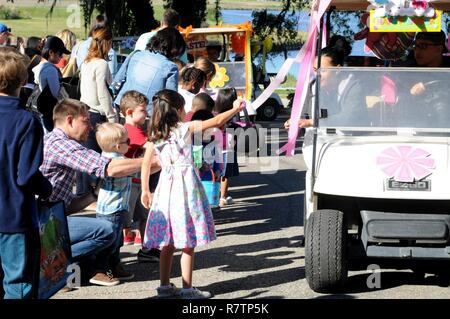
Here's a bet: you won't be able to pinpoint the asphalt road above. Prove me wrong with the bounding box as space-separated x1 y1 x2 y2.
53 111 450 299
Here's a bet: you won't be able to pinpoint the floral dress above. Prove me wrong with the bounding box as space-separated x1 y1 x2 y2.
143 122 217 249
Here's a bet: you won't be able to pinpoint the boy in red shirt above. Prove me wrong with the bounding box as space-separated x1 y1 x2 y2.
120 90 161 262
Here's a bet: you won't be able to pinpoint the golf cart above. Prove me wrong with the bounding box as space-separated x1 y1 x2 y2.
179 24 285 121
303 0 450 293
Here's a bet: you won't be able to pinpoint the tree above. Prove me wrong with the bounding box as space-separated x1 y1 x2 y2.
164 0 207 28
214 0 222 26
251 0 309 58
32 0 159 36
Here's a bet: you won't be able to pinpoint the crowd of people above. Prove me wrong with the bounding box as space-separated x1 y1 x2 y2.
2 5 448 300
0 9 245 300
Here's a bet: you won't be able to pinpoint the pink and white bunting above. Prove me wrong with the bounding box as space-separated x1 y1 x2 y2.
250 0 332 156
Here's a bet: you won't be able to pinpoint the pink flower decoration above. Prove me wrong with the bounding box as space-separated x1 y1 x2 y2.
376 146 435 182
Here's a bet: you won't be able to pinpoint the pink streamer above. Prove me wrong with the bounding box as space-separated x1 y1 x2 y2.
277 0 332 156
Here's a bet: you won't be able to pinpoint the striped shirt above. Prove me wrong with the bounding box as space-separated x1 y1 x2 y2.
41 128 110 206
96 152 132 215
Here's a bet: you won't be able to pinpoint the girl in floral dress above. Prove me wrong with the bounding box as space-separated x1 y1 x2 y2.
141 89 244 299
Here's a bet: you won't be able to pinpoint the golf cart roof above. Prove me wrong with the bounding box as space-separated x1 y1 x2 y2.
330 0 450 10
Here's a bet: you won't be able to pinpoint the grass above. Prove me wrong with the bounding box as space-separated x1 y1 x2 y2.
3 1 284 39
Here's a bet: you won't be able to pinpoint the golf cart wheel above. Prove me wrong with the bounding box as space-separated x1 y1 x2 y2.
305 209 348 293
257 99 279 121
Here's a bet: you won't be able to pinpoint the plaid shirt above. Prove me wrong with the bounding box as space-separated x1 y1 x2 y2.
96 152 131 215
41 128 110 206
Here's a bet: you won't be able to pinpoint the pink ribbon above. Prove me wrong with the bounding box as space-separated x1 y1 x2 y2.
276 0 332 156
249 0 331 156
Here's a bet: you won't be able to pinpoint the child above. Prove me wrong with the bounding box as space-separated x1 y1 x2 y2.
213 88 241 207
178 67 206 113
0 47 52 298
184 92 215 122
141 89 244 299
94 122 135 285
120 90 161 262
191 109 222 185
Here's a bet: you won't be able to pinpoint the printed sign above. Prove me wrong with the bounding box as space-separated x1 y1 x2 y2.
370 10 442 32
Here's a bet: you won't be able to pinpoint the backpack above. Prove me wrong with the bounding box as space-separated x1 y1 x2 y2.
26 63 69 116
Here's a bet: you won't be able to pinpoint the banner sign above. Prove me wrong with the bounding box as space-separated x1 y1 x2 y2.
370 10 442 32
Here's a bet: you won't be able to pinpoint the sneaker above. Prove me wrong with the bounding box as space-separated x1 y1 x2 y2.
137 248 160 263
219 197 227 208
179 287 212 299
134 233 142 246
89 271 120 287
156 283 181 298
112 263 135 281
58 285 76 293
123 232 135 246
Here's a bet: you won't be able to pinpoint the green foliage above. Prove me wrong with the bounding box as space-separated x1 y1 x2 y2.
214 0 222 26
328 10 362 44
37 0 158 37
0 5 26 20
251 0 309 54
164 0 207 28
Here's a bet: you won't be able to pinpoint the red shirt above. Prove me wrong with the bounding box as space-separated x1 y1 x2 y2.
124 124 147 184
124 124 147 159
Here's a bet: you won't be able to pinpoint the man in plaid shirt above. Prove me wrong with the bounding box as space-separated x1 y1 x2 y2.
41 98 159 286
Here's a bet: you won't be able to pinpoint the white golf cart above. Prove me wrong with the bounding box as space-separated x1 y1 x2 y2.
303 0 450 292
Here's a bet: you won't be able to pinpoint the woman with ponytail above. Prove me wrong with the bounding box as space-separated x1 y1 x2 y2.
77 25 116 195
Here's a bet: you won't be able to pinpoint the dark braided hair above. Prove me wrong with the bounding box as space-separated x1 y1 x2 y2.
180 67 207 94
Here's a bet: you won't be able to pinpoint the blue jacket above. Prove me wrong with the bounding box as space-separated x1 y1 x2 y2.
0 96 52 233
113 50 178 114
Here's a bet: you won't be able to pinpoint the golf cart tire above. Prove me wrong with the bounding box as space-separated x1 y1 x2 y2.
257 99 279 121
305 209 348 293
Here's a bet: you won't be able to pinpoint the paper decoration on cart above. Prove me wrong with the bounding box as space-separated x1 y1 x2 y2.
376 146 436 182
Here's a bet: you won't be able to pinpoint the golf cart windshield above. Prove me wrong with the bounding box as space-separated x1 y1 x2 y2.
317 67 450 134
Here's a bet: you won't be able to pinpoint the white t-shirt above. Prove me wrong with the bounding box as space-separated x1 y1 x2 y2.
179 88 195 113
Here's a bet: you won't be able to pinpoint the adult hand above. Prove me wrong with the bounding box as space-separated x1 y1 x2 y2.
284 118 313 129
410 82 426 96
141 190 153 209
299 119 313 128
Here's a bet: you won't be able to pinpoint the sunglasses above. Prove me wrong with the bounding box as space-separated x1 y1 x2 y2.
119 138 130 145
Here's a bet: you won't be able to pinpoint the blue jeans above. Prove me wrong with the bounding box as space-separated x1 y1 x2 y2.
96 212 125 269
67 216 116 265
0 230 40 299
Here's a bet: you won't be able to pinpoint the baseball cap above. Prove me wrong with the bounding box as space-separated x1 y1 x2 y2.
0 23 11 35
415 31 448 53
43 36 71 55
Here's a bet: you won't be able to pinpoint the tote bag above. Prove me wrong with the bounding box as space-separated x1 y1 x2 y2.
37 200 72 299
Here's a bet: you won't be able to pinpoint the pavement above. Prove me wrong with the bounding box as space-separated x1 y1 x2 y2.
52 111 450 300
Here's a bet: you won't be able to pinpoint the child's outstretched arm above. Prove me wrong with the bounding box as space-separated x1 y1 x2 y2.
141 142 155 209
189 98 246 133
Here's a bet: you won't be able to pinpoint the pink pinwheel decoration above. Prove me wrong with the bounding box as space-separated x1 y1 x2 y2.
376 146 435 182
